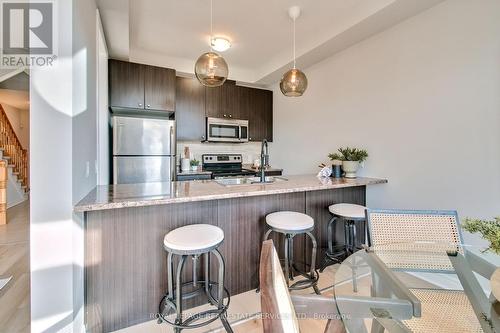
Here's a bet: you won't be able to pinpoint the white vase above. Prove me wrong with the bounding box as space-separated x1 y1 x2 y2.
191 165 199 171
342 161 360 178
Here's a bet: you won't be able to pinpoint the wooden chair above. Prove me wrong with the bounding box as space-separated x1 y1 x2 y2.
259 239 346 333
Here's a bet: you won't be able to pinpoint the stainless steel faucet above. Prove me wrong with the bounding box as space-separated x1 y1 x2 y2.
259 139 269 183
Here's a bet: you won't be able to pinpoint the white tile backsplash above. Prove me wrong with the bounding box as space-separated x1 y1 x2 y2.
177 141 262 165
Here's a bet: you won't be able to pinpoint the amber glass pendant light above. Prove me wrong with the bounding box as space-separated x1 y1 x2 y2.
280 6 308 97
195 0 228 87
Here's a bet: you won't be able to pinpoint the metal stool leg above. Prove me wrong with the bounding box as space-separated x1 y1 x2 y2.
204 252 218 306
306 231 321 295
327 216 336 255
212 249 233 333
320 216 342 272
346 222 359 292
288 235 295 280
167 252 174 299
192 255 198 287
349 221 356 252
175 255 187 333
344 219 350 254
351 221 358 250
284 235 290 286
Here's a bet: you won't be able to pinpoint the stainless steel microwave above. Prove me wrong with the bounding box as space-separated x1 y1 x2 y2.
206 117 249 143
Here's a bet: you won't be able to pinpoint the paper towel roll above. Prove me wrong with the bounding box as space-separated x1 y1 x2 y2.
181 158 190 172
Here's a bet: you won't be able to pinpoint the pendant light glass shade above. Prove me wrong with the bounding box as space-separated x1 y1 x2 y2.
280 6 307 97
280 68 308 97
195 0 229 87
195 51 228 87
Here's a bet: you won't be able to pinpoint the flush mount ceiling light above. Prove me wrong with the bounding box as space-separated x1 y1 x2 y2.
280 6 308 97
195 0 229 87
211 37 231 52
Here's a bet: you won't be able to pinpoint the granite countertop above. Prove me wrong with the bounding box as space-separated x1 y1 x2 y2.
74 175 387 212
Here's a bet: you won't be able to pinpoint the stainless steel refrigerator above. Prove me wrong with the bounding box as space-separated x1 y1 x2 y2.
112 116 176 184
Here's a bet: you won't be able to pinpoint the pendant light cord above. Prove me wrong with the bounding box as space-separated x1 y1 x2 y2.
293 16 296 69
210 0 213 51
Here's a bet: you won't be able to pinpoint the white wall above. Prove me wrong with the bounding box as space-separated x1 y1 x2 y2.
30 0 98 332
72 0 99 331
30 0 75 330
271 0 500 225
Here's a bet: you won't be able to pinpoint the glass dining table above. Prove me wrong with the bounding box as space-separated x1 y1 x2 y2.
332 241 500 333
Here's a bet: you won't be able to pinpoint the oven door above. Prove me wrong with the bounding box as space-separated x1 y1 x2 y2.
207 118 247 142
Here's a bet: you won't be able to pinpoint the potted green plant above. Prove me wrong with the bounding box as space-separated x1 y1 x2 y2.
328 147 368 178
462 217 500 255
190 159 200 172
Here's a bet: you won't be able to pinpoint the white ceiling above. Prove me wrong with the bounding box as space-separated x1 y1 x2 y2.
98 0 444 84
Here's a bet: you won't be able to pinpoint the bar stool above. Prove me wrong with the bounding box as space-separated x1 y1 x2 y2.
263 211 321 294
321 203 367 292
158 224 233 333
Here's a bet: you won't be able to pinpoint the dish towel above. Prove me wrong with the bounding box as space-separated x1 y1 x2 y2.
317 166 332 178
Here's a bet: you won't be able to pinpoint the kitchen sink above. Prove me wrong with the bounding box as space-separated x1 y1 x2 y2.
214 176 288 186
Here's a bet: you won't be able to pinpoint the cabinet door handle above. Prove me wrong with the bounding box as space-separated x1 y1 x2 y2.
229 114 232 118
138 103 143 107
249 137 252 141
147 104 151 108
223 114 227 118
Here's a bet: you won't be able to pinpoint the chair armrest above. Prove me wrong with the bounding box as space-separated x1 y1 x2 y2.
291 294 413 320
465 249 498 279
365 250 422 317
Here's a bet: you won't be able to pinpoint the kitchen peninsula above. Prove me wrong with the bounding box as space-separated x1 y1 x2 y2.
75 175 387 332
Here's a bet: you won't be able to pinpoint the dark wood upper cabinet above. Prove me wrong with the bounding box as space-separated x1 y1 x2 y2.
109 59 176 112
175 76 273 142
205 84 222 118
248 88 273 142
144 66 176 111
235 86 250 121
109 60 145 109
175 77 206 141
205 80 245 119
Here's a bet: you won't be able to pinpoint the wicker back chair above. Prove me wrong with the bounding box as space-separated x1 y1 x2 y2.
365 209 464 271
365 209 486 332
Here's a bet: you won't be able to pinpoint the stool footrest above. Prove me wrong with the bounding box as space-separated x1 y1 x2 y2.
158 280 231 330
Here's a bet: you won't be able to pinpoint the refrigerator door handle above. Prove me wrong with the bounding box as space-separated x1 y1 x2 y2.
171 156 176 181
170 125 176 155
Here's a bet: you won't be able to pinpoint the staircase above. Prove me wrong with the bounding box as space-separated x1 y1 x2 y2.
0 104 29 205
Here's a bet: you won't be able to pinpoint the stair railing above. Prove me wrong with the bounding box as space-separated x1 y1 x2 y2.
0 104 28 190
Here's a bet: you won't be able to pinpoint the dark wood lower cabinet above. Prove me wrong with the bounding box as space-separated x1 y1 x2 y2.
84 186 366 332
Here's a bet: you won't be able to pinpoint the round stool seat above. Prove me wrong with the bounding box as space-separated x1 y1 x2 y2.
328 203 366 220
164 224 224 254
266 211 314 231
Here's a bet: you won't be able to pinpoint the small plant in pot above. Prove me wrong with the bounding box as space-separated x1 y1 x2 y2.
328 147 368 178
462 217 500 255
190 159 200 171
